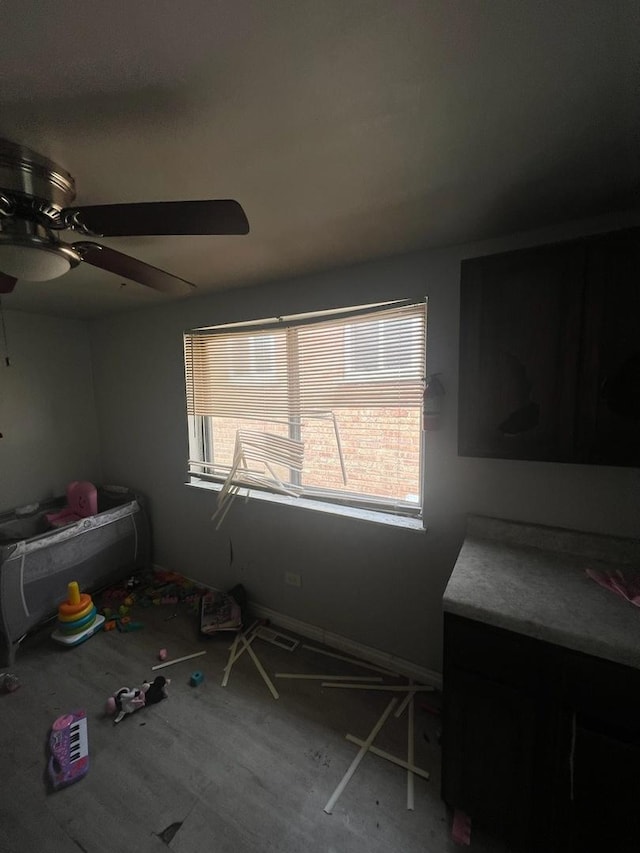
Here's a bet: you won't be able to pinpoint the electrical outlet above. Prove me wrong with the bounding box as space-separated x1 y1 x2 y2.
284 572 302 588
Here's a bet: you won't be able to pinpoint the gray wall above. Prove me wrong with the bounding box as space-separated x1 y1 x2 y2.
0 310 102 512
90 211 640 672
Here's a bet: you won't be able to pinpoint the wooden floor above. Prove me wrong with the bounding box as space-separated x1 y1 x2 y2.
0 600 508 853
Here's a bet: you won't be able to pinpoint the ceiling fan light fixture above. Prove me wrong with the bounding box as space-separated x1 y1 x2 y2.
0 234 81 282
0 243 71 281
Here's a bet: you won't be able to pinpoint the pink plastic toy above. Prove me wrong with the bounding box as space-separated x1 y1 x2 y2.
158 648 168 661
46 481 98 528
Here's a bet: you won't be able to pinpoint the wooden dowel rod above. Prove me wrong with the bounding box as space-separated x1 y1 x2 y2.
222 624 259 687
275 674 383 682
344 734 430 781
240 634 279 700
230 619 260 649
395 687 417 718
324 698 397 814
301 644 399 677
321 683 434 692
407 681 415 810
222 633 240 688
151 650 206 671
230 630 257 668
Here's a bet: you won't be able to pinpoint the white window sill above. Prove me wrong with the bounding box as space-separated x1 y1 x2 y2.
186 477 426 532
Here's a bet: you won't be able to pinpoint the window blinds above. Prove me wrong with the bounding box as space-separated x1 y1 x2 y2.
185 300 426 419
185 299 426 515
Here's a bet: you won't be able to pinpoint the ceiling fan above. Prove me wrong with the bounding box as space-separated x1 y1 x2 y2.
0 138 249 296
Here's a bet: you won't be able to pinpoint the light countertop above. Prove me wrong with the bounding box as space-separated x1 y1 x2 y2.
443 515 640 670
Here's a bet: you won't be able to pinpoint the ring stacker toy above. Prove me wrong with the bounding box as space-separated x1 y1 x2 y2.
51 581 105 647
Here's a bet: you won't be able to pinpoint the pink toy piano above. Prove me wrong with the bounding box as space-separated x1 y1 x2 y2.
45 482 97 529
47 710 89 790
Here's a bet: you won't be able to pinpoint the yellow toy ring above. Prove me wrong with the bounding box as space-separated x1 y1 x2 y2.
58 594 92 619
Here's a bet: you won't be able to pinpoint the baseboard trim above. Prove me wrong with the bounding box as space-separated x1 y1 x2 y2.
249 602 442 690
152 565 442 689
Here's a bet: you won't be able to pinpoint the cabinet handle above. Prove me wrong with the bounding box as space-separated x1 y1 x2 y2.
569 711 576 802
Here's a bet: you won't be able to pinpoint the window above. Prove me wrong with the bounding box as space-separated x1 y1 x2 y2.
228 334 277 382
344 315 424 380
184 299 427 519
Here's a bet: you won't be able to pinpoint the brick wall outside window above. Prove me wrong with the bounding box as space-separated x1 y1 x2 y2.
208 407 421 502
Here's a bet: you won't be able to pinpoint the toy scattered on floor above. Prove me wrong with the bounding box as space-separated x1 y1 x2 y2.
158 648 168 661
47 709 89 790
106 676 170 723
51 581 105 647
200 589 242 635
45 481 97 528
101 610 144 632
117 617 144 632
190 670 204 687
102 569 203 610
145 676 170 704
106 686 145 722
0 672 19 693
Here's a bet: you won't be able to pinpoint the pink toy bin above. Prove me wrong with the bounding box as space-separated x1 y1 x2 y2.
45 481 98 529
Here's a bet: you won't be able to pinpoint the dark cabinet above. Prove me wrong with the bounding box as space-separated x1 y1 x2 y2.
443 667 538 843
442 614 640 853
577 229 640 465
560 647 640 853
568 717 640 853
458 227 640 466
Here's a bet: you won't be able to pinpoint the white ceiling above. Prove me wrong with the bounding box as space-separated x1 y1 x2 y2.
0 0 637 319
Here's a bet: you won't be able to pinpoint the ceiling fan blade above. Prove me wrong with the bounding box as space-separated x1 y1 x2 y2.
73 242 196 295
0 272 18 293
65 199 249 237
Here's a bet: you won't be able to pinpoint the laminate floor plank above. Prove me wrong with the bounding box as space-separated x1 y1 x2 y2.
0 602 507 853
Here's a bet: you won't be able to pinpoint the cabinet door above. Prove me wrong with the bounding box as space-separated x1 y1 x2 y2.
561 647 640 852
442 616 565 851
568 715 640 853
442 665 536 846
458 241 585 461
576 227 640 465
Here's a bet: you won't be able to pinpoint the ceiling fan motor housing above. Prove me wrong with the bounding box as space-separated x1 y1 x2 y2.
0 140 82 280
0 138 76 215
